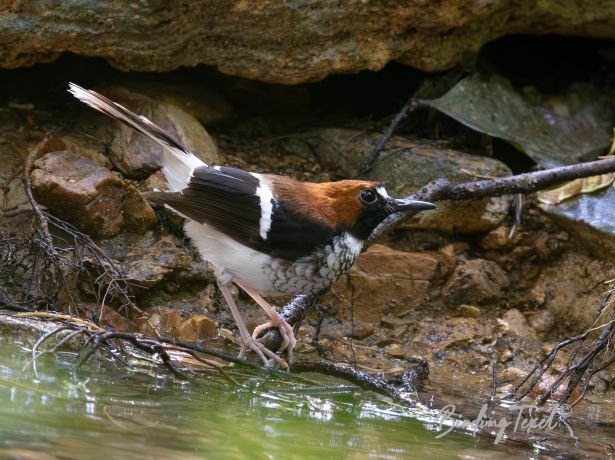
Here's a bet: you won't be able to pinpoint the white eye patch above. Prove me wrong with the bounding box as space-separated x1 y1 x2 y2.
376 186 389 199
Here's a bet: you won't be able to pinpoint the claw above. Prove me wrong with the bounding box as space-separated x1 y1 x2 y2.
241 336 289 370
235 280 298 366
252 317 297 365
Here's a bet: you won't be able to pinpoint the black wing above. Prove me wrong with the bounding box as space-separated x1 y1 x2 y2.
147 166 334 260
265 200 336 259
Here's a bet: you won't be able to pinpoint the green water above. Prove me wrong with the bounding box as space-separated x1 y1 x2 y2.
0 335 489 460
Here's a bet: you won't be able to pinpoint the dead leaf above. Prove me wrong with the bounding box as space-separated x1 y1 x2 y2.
537 173 615 205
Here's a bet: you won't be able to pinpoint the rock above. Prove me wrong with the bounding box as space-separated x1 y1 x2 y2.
457 304 481 318
43 135 113 169
327 244 439 323
30 151 156 238
499 348 514 363
380 315 414 329
526 310 555 333
497 309 539 343
376 338 397 347
437 244 457 278
533 250 615 332
118 80 233 125
177 315 217 342
412 317 490 352
384 343 407 358
138 308 182 337
308 129 512 234
106 87 219 179
3 3 615 83
343 320 374 340
140 170 170 192
540 186 615 257
98 232 204 291
480 226 518 250
443 259 509 305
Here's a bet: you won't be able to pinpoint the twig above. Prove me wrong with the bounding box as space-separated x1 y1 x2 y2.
359 98 424 174
22 134 54 252
513 289 615 405
15 311 105 331
157 336 256 367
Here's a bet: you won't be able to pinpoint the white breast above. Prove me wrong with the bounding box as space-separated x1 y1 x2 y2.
183 220 364 297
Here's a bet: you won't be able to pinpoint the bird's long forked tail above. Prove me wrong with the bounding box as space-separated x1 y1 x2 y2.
68 82 205 191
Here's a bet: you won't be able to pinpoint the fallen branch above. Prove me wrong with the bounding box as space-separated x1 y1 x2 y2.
292 358 428 405
371 155 615 242
20 311 431 401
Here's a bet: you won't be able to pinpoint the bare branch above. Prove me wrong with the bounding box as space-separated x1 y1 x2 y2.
370 156 615 242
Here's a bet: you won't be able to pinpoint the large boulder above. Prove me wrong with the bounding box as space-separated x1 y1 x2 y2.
1 2 615 83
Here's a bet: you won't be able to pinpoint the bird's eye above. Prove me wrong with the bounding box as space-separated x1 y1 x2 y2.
359 189 377 205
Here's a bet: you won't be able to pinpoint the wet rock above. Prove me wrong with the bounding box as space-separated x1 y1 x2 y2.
4 3 615 83
412 317 490 352
0 309 85 348
177 315 217 342
309 130 511 233
327 244 439 323
526 310 555 333
457 304 481 318
540 186 615 257
443 259 509 305
138 308 182 337
106 88 219 179
30 151 156 238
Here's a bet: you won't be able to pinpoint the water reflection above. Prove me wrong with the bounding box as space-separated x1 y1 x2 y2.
0 339 482 460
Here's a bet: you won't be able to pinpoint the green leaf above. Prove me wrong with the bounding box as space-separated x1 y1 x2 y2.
428 74 614 168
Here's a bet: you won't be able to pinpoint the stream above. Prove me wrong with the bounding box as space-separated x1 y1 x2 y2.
0 331 519 460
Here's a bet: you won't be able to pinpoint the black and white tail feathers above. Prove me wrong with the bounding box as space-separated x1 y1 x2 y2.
68 82 204 191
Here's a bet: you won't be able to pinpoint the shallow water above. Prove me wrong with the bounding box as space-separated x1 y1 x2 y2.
0 336 495 460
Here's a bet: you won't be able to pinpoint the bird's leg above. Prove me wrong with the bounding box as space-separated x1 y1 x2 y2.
233 280 297 365
216 279 289 370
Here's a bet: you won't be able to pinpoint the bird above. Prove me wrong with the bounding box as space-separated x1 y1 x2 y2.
68 82 436 370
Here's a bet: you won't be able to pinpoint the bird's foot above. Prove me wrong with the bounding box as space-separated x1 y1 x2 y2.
252 314 297 365
239 336 289 371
